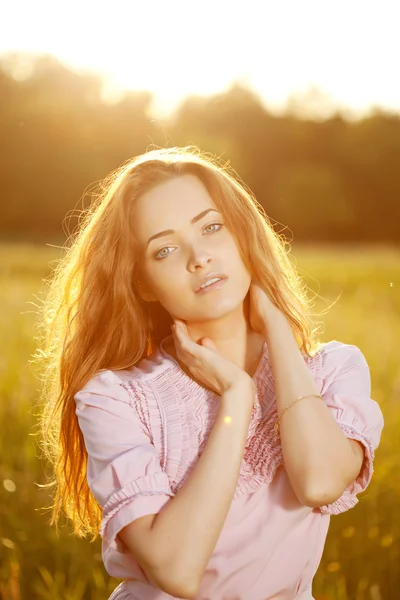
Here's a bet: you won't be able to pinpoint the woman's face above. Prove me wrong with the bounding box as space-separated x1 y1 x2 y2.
132 174 252 323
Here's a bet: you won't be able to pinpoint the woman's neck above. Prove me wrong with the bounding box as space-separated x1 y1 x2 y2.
162 328 265 379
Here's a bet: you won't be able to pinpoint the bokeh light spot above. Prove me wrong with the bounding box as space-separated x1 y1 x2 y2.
3 479 16 492
380 535 394 548
342 526 356 538
368 526 380 539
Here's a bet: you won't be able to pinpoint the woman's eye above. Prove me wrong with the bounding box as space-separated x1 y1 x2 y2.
155 247 174 259
154 223 223 259
204 223 223 234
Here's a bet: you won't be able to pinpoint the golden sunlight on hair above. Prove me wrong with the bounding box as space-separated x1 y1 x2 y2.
34 145 326 539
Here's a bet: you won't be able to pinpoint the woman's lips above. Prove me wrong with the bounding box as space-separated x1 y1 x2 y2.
195 278 227 294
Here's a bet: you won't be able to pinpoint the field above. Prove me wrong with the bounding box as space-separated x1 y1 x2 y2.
0 242 399 600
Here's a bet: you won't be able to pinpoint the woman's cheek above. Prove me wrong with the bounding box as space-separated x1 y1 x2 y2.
151 266 185 300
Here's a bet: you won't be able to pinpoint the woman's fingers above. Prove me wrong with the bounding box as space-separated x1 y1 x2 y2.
177 319 189 335
175 320 193 350
170 319 251 395
173 322 212 370
173 321 189 347
199 337 218 352
172 320 195 358
173 320 219 359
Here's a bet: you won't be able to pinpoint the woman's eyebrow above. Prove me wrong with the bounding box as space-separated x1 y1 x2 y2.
146 208 222 248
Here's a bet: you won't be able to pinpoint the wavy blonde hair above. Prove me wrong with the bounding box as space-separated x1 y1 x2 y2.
36 145 324 540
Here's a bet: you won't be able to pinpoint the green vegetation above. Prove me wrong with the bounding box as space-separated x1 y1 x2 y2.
0 242 398 599
1 54 400 246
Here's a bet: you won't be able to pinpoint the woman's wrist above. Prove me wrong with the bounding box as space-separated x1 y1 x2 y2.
223 373 255 395
261 310 289 342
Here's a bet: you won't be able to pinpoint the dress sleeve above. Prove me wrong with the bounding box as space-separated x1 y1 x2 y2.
314 342 384 516
74 369 175 548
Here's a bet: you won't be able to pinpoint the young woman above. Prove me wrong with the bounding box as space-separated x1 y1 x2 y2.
38 146 384 600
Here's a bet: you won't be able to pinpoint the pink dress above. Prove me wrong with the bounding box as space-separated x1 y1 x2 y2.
75 338 384 600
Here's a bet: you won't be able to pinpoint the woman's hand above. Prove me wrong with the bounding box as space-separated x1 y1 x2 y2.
249 282 283 335
172 320 254 397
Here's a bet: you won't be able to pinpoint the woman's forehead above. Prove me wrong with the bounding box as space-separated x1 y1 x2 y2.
132 175 219 239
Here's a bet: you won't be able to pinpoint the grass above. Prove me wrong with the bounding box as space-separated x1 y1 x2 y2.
0 241 398 600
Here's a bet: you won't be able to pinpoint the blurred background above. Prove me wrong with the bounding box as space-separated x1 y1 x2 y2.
0 1 399 599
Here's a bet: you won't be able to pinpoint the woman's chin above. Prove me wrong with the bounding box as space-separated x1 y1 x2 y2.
197 301 244 321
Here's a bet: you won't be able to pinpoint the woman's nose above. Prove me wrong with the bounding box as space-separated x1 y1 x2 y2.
187 246 213 271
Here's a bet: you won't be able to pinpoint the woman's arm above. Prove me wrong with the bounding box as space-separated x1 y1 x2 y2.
249 284 364 508
120 380 255 599
120 321 257 598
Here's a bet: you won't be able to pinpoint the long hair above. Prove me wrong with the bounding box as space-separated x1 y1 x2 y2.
35 145 324 540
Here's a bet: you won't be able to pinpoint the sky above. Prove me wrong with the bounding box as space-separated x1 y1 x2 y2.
1 0 399 119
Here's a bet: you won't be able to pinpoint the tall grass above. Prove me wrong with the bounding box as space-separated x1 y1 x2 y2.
0 242 398 600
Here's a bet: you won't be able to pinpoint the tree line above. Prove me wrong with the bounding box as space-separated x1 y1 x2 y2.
1 54 399 244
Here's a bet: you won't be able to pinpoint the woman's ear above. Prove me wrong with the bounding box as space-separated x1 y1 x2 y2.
140 289 158 302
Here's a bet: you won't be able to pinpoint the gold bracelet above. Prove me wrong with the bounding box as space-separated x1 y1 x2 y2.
274 394 323 440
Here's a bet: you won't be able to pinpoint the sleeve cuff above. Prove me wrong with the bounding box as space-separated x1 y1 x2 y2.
315 423 375 515
102 492 174 550
101 471 175 544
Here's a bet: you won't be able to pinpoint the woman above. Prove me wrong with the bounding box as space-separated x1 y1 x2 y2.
38 146 384 599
